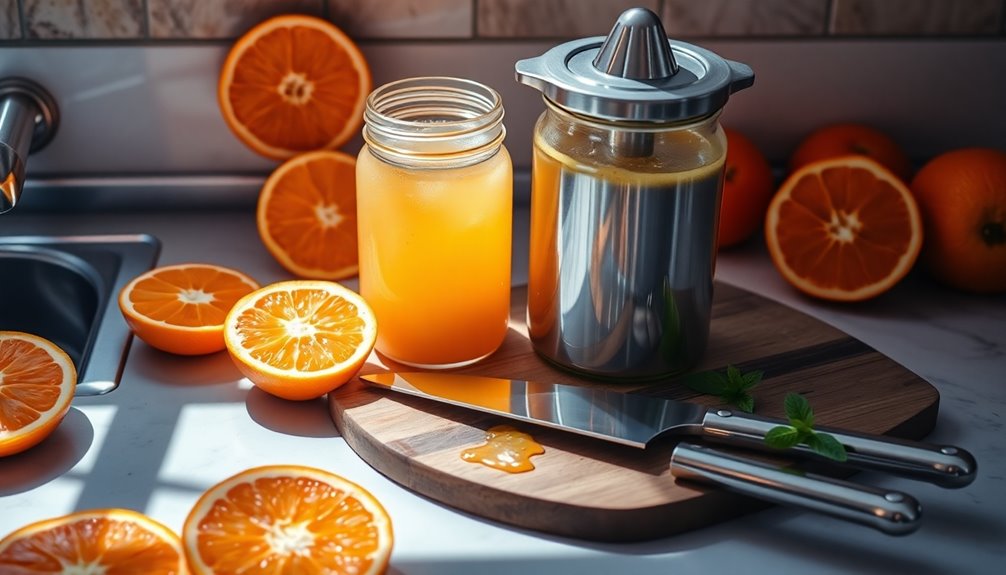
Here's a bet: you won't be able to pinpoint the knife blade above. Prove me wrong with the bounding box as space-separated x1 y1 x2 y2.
360 372 975 488
360 371 936 535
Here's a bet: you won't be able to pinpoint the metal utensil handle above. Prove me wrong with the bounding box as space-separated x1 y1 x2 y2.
699 410 976 488
670 443 921 535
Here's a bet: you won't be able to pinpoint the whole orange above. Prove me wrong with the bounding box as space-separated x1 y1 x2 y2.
910 148 1006 293
717 127 775 249
790 123 911 182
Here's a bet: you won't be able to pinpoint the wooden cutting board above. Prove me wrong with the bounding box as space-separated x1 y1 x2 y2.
328 283 939 542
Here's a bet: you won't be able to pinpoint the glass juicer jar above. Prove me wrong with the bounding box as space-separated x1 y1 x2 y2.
516 7 754 379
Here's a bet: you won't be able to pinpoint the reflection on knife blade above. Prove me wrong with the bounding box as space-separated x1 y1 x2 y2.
360 371 978 535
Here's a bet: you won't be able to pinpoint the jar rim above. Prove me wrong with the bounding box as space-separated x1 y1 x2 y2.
365 76 503 130
363 76 506 168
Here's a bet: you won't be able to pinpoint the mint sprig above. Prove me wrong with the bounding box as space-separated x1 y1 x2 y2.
683 365 763 413
764 393 848 462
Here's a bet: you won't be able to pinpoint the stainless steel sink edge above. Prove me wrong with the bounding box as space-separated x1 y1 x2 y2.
0 234 161 395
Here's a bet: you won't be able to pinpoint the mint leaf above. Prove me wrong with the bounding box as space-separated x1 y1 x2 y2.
733 394 755 414
810 432 848 462
784 393 813 424
725 365 744 390
685 366 764 414
766 395 849 462
803 432 821 449
793 420 815 436
740 370 764 391
765 425 801 449
683 370 728 395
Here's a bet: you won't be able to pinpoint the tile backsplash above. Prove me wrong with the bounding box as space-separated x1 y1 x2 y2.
1 0 1004 41
2 0 1003 181
22 0 145 39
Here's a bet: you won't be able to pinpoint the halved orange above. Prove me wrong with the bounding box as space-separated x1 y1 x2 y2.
183 465 393 575
765 156 923 301
224 280 376 400
218 14 371 161
0 508 188 574
258 150 359 280
119 264 260 356
0 331 76 457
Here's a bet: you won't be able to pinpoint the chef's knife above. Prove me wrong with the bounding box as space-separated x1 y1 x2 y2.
359 372 943 535
360 372 974 488
358 372 964 534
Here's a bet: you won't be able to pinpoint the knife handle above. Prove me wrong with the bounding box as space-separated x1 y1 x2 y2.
698 410 976 488
670 443 921 535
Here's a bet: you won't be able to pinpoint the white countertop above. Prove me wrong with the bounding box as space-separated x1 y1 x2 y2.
1 208 1003 574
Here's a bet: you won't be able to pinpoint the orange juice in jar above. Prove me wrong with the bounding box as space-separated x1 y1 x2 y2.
357 77 512 368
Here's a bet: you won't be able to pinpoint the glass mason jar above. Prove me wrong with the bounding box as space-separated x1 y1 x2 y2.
357 77 512 369
527 97 727 378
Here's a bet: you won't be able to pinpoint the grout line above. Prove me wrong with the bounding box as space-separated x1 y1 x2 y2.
472 0 479 39
3 32 1006 47
141 0 150 39
823 0 836 37
17 0 26 39
4 32 996 43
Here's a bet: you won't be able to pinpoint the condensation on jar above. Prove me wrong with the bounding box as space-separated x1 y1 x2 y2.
357 77 513 369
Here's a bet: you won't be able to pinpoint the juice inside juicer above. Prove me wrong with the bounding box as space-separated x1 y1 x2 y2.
516 7 754 379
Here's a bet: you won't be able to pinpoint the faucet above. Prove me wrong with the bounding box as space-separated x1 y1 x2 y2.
0 78 59 213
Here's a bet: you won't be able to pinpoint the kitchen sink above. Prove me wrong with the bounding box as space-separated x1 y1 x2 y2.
0 235 160 395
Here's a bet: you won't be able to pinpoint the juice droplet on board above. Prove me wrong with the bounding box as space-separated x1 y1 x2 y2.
461 425 544 473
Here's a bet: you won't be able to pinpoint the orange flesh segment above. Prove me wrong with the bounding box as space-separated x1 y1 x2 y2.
229 26 363 152
775 165 916 292
0 340 62 430
128 267 260 327
195 475 383 574
231 288 368 372
0 517 182 574
261 156 358 273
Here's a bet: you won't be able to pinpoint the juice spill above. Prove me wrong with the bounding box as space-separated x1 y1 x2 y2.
461 425 544 473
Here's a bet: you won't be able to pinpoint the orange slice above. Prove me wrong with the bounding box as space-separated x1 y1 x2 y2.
183 465 393 575
218 14 371 161
765 156 923 301
0 331 76 457
119 264 260 356
224 280 376 400
258 150 359 280
0 508 188 574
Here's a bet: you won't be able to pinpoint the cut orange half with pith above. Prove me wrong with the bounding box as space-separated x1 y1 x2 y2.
765 156 923 301
224 280 376 400
0 331 76 458
119 263 260 355
218 14 371 161
183 465 393 575
0 508 188 574
258 150 359 280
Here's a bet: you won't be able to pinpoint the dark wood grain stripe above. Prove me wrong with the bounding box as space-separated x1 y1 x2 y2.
642 337 874 399
734 337 874 378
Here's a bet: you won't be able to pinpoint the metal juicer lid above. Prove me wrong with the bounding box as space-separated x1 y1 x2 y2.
515 7 754 123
